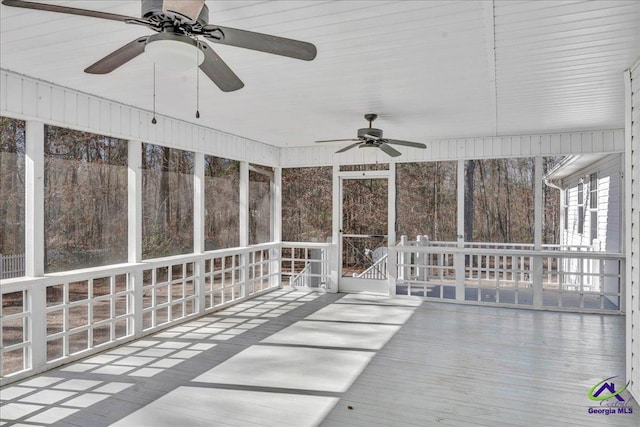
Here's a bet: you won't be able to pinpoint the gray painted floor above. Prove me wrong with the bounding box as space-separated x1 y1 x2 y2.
0 288 637 426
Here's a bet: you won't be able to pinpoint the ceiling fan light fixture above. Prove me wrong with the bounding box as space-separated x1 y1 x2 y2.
145 33 203 72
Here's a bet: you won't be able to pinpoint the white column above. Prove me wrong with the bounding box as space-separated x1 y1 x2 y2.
388 162 397 296
128 140 142 263
193 152 206 313
455 159 465 301
193 152 205 253
239 162 249 297
457 160 465 247
330 163 340 291
24 120 46 371
127 140 143 336
239 161 249 247
272 167 282 243
24 120 44 277
271 167 282 288
532 156 543 308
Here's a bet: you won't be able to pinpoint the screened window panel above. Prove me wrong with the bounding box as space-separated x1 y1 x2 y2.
204 155 239 250
44 126 128 273
0 117 25 278
142 144 194 259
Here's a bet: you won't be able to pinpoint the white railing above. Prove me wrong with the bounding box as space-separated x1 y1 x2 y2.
0 242 334 385
0 254 25 279
288 262 312 287
391 235 624 312
280 242 334 290
357 254 388 280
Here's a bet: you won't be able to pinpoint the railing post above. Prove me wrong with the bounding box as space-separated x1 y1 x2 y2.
326 237 338 292
455 233 465 302
30 283 47 373
270 246 280 289
131 270 144 337
310 238 320 287
399 235 408 281
619 259 625 313
455 252 465 301
388 245 397 296
196 257 206 314
532 255 543 308
242 250 250 298
417 235 427 282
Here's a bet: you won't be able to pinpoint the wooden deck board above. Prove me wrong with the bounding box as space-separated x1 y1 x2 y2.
321 301 637 427
0 289 637 426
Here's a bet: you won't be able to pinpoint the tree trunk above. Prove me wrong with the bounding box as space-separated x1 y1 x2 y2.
160 146 170 227
464 160 475 242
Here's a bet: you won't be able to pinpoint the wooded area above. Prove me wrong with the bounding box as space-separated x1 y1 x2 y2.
45 126 128 272
141 143 193 260
397 161 457 241
1 116 563 275
281 167 332 242
249 166 273 245
0 117 24 257
281 158 562 245
204 156 239 250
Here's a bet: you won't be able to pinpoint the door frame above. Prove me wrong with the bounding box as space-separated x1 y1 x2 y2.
333 167 396 294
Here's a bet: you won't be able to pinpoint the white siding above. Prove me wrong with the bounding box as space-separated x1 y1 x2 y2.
0 70 279 167
627 59 640 404
561 154 622 252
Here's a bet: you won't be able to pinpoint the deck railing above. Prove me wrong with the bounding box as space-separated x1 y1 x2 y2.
0 242 336 384
0 237 623 384
280 242 334 289
357 254 388 280
390 236 624 312
0 254 25 279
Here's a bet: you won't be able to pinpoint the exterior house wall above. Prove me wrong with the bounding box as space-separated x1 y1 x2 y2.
626 59 640 404
557 154 623 300
561 154 622 252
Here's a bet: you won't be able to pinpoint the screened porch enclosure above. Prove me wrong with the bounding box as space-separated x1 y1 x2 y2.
0 103 628 385
1 0 640 419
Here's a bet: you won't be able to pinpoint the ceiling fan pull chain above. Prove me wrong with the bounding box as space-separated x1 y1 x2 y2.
195 42 200 119
151 63 157 124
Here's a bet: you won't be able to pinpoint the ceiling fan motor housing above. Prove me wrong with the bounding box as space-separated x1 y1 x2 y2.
358 127 383 139
142 0 209 26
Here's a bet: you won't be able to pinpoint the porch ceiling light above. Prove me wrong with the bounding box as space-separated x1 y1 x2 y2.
145 33 204 72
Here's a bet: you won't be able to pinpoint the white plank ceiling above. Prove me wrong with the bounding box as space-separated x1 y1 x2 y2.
1 0 639 148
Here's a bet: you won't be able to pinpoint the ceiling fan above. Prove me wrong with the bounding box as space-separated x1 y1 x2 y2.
1 0 317 92
315 114 427 157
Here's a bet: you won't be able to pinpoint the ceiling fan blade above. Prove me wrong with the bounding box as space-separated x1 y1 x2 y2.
336 142 362 153
1 0 136 22
315 138 360 143
198 41 244 92
384 139 427 149
85 37 149 74
203 25 317 61
379 143 402 157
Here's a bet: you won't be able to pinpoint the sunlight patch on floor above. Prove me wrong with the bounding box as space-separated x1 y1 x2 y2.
262 320 401 350
193 345 375 392
111 387 339 427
